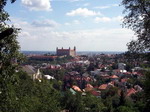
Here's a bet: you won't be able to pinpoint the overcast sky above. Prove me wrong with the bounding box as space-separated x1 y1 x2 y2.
5 0 136 51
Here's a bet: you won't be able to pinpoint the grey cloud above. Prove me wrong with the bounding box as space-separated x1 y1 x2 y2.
31 20 60 28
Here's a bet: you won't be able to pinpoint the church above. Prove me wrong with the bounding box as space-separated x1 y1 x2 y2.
56 46 76 57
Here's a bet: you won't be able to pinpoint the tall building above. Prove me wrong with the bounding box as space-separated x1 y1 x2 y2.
56 46 76 57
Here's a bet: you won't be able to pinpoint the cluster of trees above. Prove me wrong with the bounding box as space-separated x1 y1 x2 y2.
41 69 66 81
11 71 61 112
122 1 150 110
1 69 150 112
122 0 150 53
61 91 105 112
6 71 148 112
0 0 23 111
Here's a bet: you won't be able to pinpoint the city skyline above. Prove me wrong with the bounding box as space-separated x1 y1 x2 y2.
5 0 136 51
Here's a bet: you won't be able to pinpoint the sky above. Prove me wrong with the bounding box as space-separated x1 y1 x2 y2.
5 0 136 51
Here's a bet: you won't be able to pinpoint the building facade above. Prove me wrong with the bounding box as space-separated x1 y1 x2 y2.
56 47 76 57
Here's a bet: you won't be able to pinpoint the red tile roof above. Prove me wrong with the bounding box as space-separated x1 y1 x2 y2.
84 84 94 92
90 90 101 96
72 85 82 92
30 55 57 59
98 84 108 90
86 84 93 88
110 75 119 79
126 88 137 96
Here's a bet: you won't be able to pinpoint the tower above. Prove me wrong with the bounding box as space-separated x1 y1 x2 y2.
74 46 76 56
74 46 76 51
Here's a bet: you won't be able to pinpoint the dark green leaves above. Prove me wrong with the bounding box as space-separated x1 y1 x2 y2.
122 0 150 52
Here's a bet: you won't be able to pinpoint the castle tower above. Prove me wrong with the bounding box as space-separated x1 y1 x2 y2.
74 46 76 56
74 46 76 51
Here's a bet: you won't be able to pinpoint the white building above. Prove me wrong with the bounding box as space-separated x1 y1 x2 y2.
118 63 126 70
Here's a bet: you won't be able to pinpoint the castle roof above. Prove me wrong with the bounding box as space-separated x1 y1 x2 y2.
57 49 70 51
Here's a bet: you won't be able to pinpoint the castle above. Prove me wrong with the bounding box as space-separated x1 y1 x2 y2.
56 47 76 57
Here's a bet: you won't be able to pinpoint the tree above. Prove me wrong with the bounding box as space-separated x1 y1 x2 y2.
61 91 105 112
122 0 150 52
0 0 23 111
0 0 16 11
61 91 84 112
116 106 136 112
119 90 126 106
143 71 150 112
83 94 105 112
14 71 62 112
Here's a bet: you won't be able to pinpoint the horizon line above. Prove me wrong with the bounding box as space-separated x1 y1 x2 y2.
21 50 126 52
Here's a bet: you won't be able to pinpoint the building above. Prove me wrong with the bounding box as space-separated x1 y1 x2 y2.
28 55 57 61
22 65 42 81
56 46 76 57
118 63 126 70
33 69 42 80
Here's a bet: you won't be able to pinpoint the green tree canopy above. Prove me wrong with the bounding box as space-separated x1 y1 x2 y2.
122 0 150 52
0 0 24 111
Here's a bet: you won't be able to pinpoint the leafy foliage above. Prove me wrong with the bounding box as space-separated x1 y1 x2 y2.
143 71 150 112
61 91 105 112
0 0 24 111
14 71 62 112
122 0 150 52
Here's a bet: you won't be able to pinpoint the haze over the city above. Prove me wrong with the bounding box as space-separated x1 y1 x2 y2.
5 0 136 51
